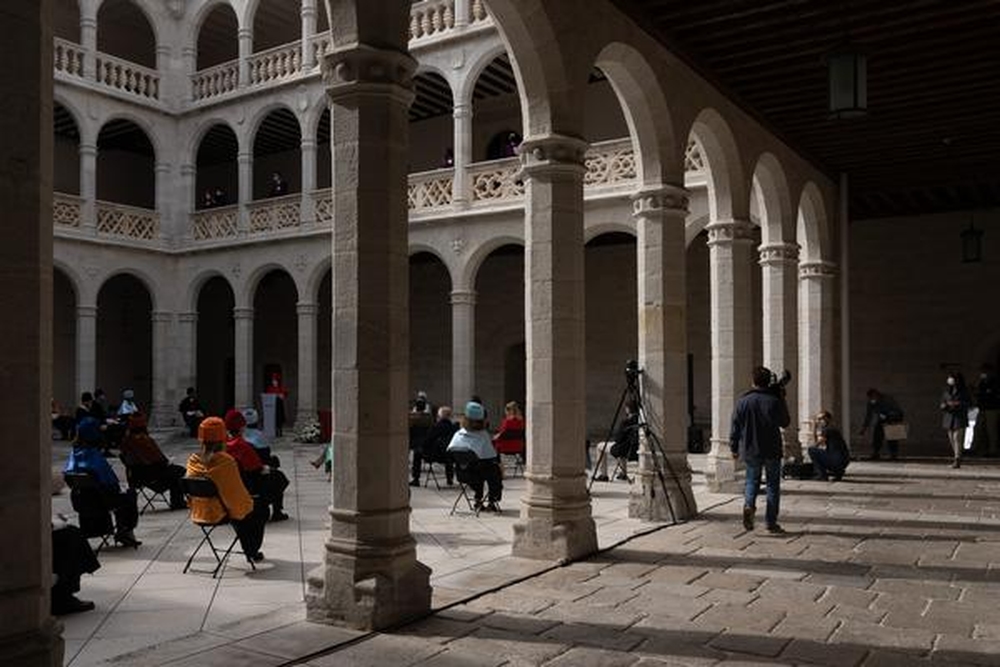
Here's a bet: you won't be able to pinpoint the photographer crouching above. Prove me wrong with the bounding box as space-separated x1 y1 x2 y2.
729 366 791 534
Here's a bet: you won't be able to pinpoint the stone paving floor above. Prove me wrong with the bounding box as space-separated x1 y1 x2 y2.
54 438 1000 666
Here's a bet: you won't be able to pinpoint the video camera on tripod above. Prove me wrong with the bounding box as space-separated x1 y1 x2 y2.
768 368 793 397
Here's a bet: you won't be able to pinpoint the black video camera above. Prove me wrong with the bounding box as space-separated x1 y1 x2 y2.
625 360 643 381
769 369 792 396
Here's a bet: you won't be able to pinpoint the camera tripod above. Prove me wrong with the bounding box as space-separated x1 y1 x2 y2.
587 362 692 523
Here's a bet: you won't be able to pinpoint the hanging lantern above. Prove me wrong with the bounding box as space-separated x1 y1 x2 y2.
828 49 867 119
961 221 983 263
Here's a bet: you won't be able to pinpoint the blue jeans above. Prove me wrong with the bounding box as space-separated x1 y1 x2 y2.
744 457 781 527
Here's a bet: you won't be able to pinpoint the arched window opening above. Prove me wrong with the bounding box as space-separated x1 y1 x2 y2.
197 276 236 415
253 109 301 199
54 103 80 195
472 54 523 161
409 72 455 172
97 119 155 209
475 244 525 418
196 124 239 209
252 0 302 53
316 108 330 189
583 67 630 144
55 0 80 42
53 268 78 411
197 3 239 70
409 253 452 405
253 270 299 423
96 274 153 412
97 0 156 68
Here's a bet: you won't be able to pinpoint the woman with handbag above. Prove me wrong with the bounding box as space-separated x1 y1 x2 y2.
941 372 971 468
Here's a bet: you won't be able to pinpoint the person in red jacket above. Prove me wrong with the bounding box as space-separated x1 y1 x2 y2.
224 409 290 522
492 401 526 462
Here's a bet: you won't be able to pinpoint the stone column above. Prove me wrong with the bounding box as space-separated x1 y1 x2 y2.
301 137 317 225
0 0 65 663
76 304 98 397
798 260 837 447
155 162 171 242
511 134 597 561
301 0 317 69
306 40 431 630
237 151 252 234
296 302 318 427
450 289 476 410
150 311 174 426
176 312 198 398
238 28 252 87
79 0 97 78
759 242 801 458
79 141 97 232
705 219 755 491
629 186 697 521
454 0 470 28
233 306 254 409
179 163 196 242
452 102 472 207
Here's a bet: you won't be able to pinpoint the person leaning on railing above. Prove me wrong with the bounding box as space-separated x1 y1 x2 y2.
185 416 268 564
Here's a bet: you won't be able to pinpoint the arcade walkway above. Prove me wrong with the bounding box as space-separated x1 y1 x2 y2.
56 440 1000 666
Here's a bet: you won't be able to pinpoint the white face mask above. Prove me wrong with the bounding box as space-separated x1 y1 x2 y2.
947 377 956 387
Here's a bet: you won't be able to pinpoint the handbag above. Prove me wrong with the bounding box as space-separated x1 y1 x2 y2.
883 422 908 441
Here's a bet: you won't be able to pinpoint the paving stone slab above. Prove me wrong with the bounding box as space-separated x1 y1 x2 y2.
707 631 789 658
831 620 935 652
541 645 640 667
478 612 562 635
445 626 569 666
306 634 444 667
542 622 647 653
693 604 784 634
779 637 867 667
395 616 480 645
693 572 766 593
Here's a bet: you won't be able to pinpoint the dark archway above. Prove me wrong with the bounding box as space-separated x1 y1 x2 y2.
197 276 236 416
54 102 80 195
409 253 452 407
475 244 525 419
196 3 239 70
54 0 80 42
252 0 301 53
316 108 330 189
96 274 152 411
53 268 77 410
253 270 299 421
97 119 155 208
97 0 156 68
472 54 523 161
585 232 637 440
253 108 301 199
196 123 239 208
409 71 454 172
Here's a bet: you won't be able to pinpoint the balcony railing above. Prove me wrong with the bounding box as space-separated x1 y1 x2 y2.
248 194 302 233
95 52 160 101
192 205 239 240
191 59 240 101
409 168 455 211
53 193 84 228
248 41 303 87
53 38 85 79
96 201 159 240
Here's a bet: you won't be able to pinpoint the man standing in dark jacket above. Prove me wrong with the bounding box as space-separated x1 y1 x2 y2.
730 366 791 534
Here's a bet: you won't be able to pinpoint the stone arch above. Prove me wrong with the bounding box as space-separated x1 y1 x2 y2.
252 268 300 419
250 105 303 199
304 256 332 304
460 235 525 291
55 0 81 42
248 102 302 147
185 269 234 312
303 93 331 146
594 42 681 186
96 0 159 69
751 152 794 246
797 181 831 261
54 100 82 196
584 220 636 243
247 0 301 53
408 242 456 286
96 116 158 208
686 107 747 223
193 1 240 70
685 214 710 248
187 117 242 166
242 261 299 308
95 271 154 408
410 68 456 172
98 111 161 159
194 122 239 208
456 41 511 106
53 94 86 140
97 267 160 312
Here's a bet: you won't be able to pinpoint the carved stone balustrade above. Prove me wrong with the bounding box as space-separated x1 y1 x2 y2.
95 201 159 240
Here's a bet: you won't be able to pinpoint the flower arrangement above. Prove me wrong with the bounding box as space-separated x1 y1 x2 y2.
295 420 323 443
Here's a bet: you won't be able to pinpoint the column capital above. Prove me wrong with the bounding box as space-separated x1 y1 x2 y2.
155 162 171 174
178 311 198 324
151 310 173 323
799 260 838 280
79 142 97 157
80 16 97 29
450 289 477 306
518 133 589 179
77 304 98 318
237 152 252 164
706 218 755 247
233 306 254 320
631 184 689 217
238 28 253 40
301 2 317 17
301 137 317 150
297 302 320 316
180 163 196 176
453 102 472 119
758 242 800 266
321 44 417 107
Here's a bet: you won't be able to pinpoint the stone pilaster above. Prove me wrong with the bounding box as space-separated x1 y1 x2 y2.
0 0 65 662
450 289 476 410
452 102 472 206
306 39 431 631
233 307 254 408
629 185 697 521
237 151 252 233
238 28 252 87
798 260 837 447
155 162 171 242
76 304 98 397
301 0 317 69
179 164 196 242
79 142 97 232
296 302 319 427
511 133 598 561
705 218 755 491
150 311 174 426
79 0 97 78
759 242 801 459
176 312 198 399
301 138 317 225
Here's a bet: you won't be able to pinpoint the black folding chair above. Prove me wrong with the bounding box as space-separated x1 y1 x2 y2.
63 471 116 554
449 450 481 516
181 476 255 578
126 464 171 515
495 428 525 478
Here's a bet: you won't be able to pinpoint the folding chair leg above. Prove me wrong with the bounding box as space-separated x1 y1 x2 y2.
423 462 441 491
212 534 240 578
183 530 214 574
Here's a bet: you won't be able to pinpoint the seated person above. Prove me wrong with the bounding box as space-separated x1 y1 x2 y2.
224 409 290 522
808 410 850 481
119 413 187 510
64 417 141 547
241 408 277 467
592 402 639 482
411 406 458 487
117 388 139 417
52 398 75 440
186 417 267 563
492 401 526 462
51 522 100 615
447 401 502 511
178 387 205 438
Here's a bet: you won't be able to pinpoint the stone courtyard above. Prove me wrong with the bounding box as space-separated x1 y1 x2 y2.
54 434 1000 667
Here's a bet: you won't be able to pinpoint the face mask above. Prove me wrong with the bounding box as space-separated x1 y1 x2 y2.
947 378 956 386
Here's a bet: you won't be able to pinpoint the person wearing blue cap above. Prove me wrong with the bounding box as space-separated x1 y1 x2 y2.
64 417 141 547
446 401 502 512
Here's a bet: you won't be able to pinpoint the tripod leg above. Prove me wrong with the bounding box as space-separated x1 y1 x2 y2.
588 386 629 492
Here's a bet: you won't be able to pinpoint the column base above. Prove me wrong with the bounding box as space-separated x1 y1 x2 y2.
149 403 175 429
629 452 698 522
705 440 743 493
511 473 597 561
305 539 431 631
0 619 64 667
